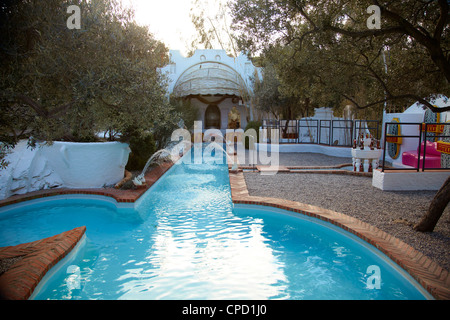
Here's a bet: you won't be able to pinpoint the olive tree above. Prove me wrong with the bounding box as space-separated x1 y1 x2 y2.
230 0 449 112
230 0 450 231
1 0 174 147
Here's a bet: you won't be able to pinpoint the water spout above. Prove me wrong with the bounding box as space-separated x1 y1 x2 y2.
132 140 192 187
132 149 172 186
133 139 238 187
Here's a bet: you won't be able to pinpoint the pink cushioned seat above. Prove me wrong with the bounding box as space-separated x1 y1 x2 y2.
402 141 441 168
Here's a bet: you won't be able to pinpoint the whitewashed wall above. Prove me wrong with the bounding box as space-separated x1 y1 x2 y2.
381 112 424 167
0 141 130 200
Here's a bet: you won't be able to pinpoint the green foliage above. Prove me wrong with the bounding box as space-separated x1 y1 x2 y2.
253 57 316 121
125 132 157 172
0 144 11 170
170 96 200 131
244 120 261 149
124 97 199 172
230 0 450 113
1 0 173 149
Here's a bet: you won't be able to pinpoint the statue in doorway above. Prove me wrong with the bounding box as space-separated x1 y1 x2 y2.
228 106 241 129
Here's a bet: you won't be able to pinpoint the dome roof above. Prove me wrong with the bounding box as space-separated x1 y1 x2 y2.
173 62 248 97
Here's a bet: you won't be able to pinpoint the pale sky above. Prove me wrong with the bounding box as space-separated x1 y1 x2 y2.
124 0 210 55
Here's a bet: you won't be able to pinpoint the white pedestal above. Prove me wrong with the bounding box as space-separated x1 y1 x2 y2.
352 148 382 172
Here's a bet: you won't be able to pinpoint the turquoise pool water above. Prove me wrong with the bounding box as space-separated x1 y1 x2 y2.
0 148 431 300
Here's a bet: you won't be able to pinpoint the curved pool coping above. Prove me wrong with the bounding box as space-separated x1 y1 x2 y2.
228 170 450 300
0 163 448 300
0 226 86 300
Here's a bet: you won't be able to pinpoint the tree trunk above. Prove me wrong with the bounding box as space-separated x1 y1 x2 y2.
414 176 450 232
283 119 289 137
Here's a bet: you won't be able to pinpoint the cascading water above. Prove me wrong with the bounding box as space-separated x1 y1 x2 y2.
205 141 239 170
133 138 239 187
132 140 193 186
132 149 172 186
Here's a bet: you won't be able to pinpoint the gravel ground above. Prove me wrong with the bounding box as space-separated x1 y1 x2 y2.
244 153 450 272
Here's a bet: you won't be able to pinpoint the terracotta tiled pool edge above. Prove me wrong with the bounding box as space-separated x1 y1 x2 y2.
0 226 86 300
0 162 175 208
228 170 450 300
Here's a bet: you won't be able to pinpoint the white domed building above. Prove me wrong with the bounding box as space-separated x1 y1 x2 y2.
159 49 261 133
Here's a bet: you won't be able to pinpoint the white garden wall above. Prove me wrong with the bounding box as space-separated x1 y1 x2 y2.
256 143 353 158
41 141 130 188
0 140 131 200
372 169 450 191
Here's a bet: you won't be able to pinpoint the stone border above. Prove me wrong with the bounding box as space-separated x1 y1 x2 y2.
0 227 86 300
0 162 174 208
228 170 450 300
239 164 373 176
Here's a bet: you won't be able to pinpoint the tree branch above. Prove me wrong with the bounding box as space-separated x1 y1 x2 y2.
358 50 393 98
16 94 48 117
323 25 405 39
343 93 450 113
16 94 75 118
434 0 449 42
375 1 450 81
291 1 317 29
47 100 75 117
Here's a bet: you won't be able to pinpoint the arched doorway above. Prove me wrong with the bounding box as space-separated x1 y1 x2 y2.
205 104 221 129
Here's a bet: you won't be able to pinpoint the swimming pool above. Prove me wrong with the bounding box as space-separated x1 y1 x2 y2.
0 148 432 299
